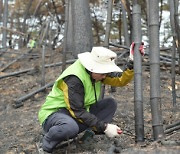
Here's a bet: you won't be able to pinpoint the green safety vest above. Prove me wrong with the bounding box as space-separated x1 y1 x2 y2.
30 40 36 48
38 60 101 124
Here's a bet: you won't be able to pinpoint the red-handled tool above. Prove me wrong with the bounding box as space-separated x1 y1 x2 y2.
117 130 123 134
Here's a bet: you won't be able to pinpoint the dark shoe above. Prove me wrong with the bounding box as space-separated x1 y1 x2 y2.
36 141 52 154
79 129 95 143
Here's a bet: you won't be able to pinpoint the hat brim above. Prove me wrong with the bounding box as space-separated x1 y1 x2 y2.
78 52 122 73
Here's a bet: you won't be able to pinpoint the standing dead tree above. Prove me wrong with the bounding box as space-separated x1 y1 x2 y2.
120 0 130 46
2 0 8 53
148 0 164 140
22 0 33 46
104 0 113 49
66 0 74 56
100 0 113 99
168 0 177 106
173 0 180 73
62 0 69 72
121 0 133 41
39 18 50 87
132 1 144 142
0 0 2 21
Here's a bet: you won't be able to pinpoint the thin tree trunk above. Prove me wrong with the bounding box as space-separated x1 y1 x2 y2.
41 45 45 87
121 0 130 46
104 0 113 48
146 0 150 43
132 3 144 142
22 0 33 33
2 0 8 52
159 0 163 29
148 0 164 140
168 0 177 106
118 9 122 44
51 0 63 50
33 0 43 17
62 0 69 71
92 10 101 44
39 19 50 45
22 0 33 46
174 0 180 73
66 0 74 55
101 0 114 99
121 0 133 42
0 0 3 21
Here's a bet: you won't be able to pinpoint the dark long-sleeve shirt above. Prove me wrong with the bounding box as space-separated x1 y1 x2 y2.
62 68 134 132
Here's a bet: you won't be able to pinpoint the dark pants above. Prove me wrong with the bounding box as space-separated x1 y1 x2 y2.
42 97 117 152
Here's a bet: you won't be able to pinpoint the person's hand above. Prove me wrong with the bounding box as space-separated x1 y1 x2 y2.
104 124 122 138
139 42 145 56
129 42 135 61
129 42 145 61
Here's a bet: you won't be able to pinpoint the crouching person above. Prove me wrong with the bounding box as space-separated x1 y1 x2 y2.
38 45 143 153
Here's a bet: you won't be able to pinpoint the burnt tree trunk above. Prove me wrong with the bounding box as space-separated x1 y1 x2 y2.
148 0 164 140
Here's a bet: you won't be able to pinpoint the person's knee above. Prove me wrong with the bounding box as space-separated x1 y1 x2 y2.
105 97 117 109
64 119 79 138
47 116 79 140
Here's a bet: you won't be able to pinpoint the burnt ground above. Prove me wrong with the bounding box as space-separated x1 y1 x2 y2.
0 47 179 154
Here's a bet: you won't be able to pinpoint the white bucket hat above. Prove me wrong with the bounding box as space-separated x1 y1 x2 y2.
78 47 122 73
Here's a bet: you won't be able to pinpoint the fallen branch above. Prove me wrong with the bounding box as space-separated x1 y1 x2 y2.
165 120 180 130
164 120 180 135
109 42 130 50
0 49 32 72
0 26 27 36
12 59 76 108
0 59 76 79
45 59 76 68
117 50 129 59
161 140 180 146
164 125 180 134
0 68 34 79
13 82 54 108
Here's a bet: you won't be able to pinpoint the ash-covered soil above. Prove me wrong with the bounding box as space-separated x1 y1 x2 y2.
0 47 179 154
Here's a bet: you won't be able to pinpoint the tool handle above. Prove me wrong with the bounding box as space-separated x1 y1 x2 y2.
117 130 123 134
